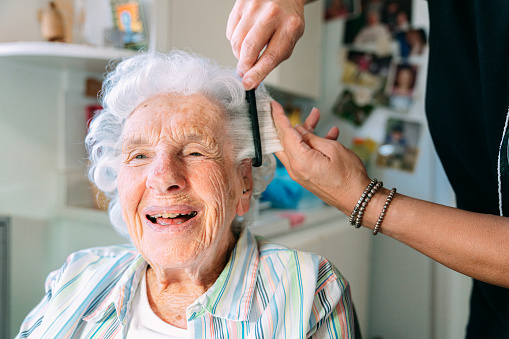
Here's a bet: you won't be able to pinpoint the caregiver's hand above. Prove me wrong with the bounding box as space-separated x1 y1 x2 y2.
227 0 307 89
271 101 371 213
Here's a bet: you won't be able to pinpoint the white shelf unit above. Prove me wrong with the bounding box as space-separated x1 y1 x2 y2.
0 41 137 73
0 41 136 214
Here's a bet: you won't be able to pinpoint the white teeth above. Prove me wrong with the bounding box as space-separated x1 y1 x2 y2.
149 211 197 219
153 213 179 218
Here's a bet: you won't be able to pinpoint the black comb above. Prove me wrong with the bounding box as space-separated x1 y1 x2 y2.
245 89 262 167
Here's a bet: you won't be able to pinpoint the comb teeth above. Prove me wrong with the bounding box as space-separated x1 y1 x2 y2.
246 89 262 167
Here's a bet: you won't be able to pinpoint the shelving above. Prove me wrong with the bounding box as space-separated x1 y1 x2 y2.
0 41 137 73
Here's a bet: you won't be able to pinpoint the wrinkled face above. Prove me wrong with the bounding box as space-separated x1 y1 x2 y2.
118 94 252 270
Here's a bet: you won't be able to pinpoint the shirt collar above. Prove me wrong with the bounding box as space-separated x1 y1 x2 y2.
83 253 147 324
193 228 259 322
83 228 260 324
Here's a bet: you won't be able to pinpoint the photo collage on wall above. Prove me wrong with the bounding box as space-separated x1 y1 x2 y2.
328 0 426 172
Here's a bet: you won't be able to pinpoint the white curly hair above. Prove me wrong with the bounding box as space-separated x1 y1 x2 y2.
86 50 283 238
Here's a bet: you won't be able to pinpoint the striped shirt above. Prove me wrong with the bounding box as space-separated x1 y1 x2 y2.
16 228 354 338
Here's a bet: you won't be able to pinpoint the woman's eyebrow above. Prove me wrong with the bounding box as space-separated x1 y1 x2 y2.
185 133 211 143
121 132 215 149
121 135 150 150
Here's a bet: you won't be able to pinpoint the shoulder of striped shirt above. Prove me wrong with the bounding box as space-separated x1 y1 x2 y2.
63 244 138 262
49 244 140 286
254 235 344 282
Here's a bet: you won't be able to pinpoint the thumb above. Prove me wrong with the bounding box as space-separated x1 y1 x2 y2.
272 101 310 151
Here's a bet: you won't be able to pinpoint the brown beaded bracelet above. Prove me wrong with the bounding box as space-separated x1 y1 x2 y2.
349 178 379 226
373 188 397 235
355 180 383 228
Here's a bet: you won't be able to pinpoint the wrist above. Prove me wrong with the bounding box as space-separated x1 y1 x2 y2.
330 177 373 216
358 186 394 229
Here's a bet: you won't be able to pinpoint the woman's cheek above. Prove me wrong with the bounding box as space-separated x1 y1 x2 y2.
118 167 144 221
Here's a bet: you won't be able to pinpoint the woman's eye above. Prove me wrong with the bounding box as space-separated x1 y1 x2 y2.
135 154 147 159
189 152 203 157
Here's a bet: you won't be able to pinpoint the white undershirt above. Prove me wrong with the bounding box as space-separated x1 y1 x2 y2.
126 267 188 338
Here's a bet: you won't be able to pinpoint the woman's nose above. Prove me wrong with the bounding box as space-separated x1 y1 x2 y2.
146 155 186 194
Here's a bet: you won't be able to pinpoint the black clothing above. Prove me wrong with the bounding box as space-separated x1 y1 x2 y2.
426 1 509 337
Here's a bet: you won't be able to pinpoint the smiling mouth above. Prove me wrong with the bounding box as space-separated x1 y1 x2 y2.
146 211 198 226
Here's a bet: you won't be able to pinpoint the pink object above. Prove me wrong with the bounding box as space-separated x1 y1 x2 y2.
278 212 306 228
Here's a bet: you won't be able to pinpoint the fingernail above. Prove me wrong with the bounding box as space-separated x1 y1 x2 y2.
243 77 254 90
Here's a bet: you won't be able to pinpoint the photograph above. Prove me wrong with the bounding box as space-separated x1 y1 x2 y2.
332 89 375 126
396 28 428 58
324 0 359 21
343 0 413 45
341 49 392 89
376 118 421 172
110 0 149 50
387 62 418 112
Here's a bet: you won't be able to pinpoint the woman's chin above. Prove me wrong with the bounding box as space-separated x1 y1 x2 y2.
143 239 205 270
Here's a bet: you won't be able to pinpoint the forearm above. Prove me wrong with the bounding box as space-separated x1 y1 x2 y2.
343 187 509 288
272 104 509 288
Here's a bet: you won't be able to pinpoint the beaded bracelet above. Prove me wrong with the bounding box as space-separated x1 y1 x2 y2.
349 178 378 226
355 180 383 228
373 188 397 235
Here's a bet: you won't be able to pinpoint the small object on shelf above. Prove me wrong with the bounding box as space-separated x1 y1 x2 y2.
104 28 125 49
85 78 102 98
54 0 74 43
110 0 148 50
86 104 103 130
38 2 65 42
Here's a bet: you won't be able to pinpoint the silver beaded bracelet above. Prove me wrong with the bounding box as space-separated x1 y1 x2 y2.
349 178 379 226
373 188 397 235
355 180 383 228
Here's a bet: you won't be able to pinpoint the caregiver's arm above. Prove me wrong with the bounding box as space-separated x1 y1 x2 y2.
227 0 315 89
272 101 509 289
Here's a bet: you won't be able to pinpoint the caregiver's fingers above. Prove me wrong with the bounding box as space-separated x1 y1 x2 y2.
236 23 278 78
324 126 340 140
295 125 337 159
226 0 242 42
227 0 306 89
241 31 297 89
271 101 307 150
302 107 320 133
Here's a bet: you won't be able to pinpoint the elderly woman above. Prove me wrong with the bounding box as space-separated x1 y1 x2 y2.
17 51 353 338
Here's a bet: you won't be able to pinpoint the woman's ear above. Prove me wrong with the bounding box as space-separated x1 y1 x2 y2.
236 160 253 216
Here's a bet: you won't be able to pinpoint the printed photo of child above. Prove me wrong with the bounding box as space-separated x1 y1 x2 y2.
388 63 418 112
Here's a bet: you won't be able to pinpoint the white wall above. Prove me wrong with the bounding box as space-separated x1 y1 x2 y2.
0 0 43 42
0 59 61 219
